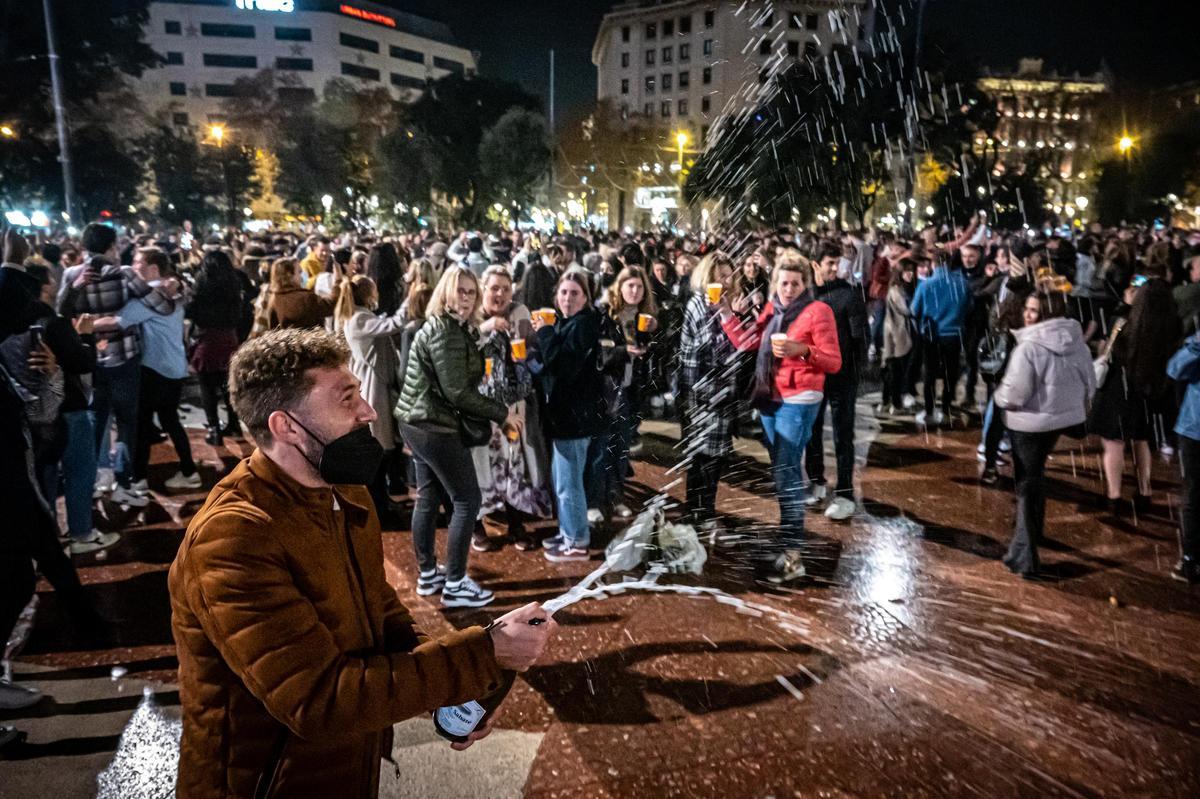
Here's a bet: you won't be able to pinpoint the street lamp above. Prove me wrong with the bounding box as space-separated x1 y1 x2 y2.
674 130 688 174
209 124 225 146
1117 134 1134 156
0 125 15 139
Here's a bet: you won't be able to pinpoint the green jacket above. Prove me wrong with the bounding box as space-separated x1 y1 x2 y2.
395 314 507 431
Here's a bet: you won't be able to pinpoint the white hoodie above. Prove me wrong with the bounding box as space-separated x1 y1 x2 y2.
995 316 1096 433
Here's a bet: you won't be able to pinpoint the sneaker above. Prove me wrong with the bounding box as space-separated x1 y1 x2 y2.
766 550 807 584
165 470 202 490
441 576 495 608
975 449 1008 465
824 496 856 520
129 479 150 496
471 532 502 552
544 543 590 563
998 437 1011 454
901 394 916 410
542 533 566 550
0 725 26 751
68 530 121 555
416 566 447 596
586 508 604 524
1160 443 1176 459
0 680 44 710
915 410 928 427
1170 559 1199 584
979 467 999 486
804 484 827 506
110 486 150 508
932 409 946 426
93 467 114 498
614 503 634 519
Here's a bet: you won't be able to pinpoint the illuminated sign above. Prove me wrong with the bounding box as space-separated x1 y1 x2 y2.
634 186 679 211
339 4 396 28
235 0 295 11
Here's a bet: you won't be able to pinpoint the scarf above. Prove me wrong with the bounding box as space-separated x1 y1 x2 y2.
751 291 815 411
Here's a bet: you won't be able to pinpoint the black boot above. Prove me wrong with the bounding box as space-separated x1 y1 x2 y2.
222 412 241 438
1133 492 1153 517
205 426 223 446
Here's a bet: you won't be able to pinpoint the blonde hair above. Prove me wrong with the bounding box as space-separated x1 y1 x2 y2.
406 282 433 322
772 250 812 293
334 274 378 329
607 265 658 317
268 258 300 292
405 258 436 287
481 264 514 287
427 265 482 324
689 251 735 294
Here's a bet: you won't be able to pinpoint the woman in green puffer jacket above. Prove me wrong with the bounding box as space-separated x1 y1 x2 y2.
395 266 515 609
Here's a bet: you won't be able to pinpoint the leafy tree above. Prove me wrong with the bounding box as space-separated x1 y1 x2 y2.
478 108 550 217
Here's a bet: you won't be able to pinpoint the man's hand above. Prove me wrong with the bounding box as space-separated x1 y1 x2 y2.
72 267 96 289
488 602 555 672
481 316 510 335
74 313 96 335
28 342 58 375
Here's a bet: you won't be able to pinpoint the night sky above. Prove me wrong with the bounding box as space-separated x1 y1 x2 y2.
385 0 1200 126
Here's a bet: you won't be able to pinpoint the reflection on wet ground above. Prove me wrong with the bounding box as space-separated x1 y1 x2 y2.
4 404 1199 797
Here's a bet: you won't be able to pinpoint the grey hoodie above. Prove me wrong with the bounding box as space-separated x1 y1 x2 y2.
995 316 1096 433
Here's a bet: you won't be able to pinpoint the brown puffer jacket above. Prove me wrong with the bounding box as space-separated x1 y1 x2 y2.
168 450 502 798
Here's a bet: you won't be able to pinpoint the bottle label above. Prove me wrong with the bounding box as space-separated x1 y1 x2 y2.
435 701 486 738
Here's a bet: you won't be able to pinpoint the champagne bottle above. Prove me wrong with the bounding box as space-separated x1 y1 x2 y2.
433 670 516 744
432 617 545 743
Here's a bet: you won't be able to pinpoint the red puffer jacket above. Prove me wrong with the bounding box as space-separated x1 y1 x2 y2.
722 299 842 398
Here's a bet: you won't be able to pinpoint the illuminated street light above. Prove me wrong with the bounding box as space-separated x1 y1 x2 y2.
0 125 15 138
321 194 333 214
209 124 225 146
1117 134 1134 155
1075 196 1089 209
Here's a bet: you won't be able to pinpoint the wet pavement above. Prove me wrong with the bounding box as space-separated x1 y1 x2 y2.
4 394 1199 797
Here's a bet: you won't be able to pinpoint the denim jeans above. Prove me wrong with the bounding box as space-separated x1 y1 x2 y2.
400 423 481 583
804 377 857 497
585 405 635 510
93 359 141 487
762 401 821 550
62 410 98 540
552 437 591 547
980 393 1006 469
1004 429 1060 575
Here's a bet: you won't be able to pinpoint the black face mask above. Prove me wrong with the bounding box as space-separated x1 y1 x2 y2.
286 413 384 486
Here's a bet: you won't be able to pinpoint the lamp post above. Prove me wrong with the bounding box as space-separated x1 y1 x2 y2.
209 125 235 228
321 193 333 224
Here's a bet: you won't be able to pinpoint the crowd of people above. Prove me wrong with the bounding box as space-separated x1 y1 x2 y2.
3 214 1200 738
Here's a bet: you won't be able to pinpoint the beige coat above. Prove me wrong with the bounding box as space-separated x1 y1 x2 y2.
882 284 913 360
344 307 405 449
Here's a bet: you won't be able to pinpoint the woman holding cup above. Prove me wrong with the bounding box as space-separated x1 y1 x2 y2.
531 271 605 562
677 251 740 528
721 253 842 584
587 266 659 521
472 265 553 551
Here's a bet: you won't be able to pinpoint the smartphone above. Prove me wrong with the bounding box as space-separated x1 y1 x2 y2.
1130 274 1149 288
29 323 43 351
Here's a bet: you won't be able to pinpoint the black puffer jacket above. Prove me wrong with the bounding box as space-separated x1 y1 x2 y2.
534 306 605 439
812 278 867 384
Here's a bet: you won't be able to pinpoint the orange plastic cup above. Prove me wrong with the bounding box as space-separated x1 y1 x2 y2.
510 337 527 361
484 357 493 377
706 283 723 304
536 308 557 326
637 313 653 332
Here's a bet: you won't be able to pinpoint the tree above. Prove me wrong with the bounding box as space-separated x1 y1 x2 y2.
401 74 541 225
478 108 550 217
137 124 219 224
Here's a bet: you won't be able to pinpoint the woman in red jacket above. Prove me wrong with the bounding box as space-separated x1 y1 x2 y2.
721 252 842 584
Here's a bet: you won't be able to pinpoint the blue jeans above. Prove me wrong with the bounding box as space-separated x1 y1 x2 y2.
761 401 821 550
62 410 98 540
93 359 141 487
552 437 591 547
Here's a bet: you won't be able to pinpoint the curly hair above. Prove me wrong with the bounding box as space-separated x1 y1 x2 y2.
228 328 349 445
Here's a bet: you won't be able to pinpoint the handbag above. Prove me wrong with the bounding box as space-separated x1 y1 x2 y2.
1092 319 1126 388
977 330 1009 378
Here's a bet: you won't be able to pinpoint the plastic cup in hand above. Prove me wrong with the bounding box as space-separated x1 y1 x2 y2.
535 308 556 326
484 357 493 378
771 333 789 358
510 337 527 361
637 313 653 332
706 283 723 304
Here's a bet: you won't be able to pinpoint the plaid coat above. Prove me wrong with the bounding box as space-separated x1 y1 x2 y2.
678 294 746 458
58 258 175 368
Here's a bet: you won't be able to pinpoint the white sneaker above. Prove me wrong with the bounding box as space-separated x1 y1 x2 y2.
999 437 1011 453
93 467 115 498
932 409 946 426
0 680 44 710
68 530 121 555
901 394 916 410
1160 443 1175 459
915 410 928 427
110 486 150 508
586 508 604 524
441 576 495 608
164 470 202 490
804 484 827 506
824 496 856 521
129 479 150 496
767 550 807 584
614 503 633 519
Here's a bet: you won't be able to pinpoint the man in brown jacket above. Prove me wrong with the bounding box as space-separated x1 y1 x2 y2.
169 328 555 798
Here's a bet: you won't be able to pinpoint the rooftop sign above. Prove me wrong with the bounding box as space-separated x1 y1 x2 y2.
339 4 396 28
234 0 295 12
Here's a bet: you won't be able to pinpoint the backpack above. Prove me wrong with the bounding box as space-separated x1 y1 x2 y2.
0 319 65 426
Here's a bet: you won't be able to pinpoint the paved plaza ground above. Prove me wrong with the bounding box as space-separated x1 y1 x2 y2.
3 394 1199 798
